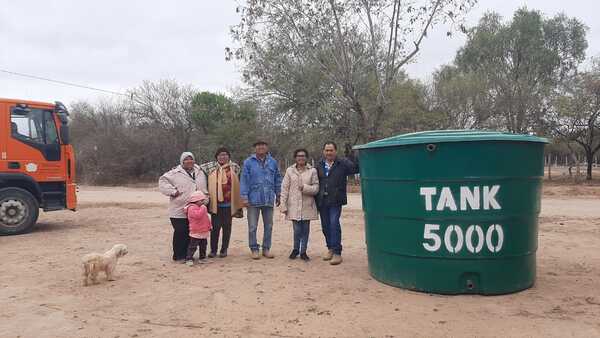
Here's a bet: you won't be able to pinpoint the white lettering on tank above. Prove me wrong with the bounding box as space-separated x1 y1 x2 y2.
483 185 501 210
460 186 480 211
420 187 437 211
420 185 505 255
436 187 457 211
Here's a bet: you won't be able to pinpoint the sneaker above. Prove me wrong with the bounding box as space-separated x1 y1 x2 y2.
289 249 299 259
185 260 194 266
322 250 334 261
219 251 227 258
208 252 217 258
197 258 208 264
330 254 343 265
300 253 310 261
262 249 275 259
251 251 260 260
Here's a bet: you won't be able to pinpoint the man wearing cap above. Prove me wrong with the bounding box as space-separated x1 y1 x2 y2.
240 141 282 259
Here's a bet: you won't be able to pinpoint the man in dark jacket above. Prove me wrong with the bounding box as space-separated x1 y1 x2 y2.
316 142 359 265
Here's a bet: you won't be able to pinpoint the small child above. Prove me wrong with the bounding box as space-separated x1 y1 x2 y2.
184 191 212 266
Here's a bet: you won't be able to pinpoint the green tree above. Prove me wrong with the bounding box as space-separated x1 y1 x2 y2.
382 75 443 134
191 91 260 163
428 65 492 129
455 8 588 133
191 92 237 133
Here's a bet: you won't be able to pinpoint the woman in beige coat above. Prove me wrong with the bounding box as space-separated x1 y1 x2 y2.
280 149 319 261
159 152 208 261
202 147 243 258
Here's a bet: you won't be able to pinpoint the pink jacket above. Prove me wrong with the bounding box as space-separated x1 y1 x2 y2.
185 204 212 239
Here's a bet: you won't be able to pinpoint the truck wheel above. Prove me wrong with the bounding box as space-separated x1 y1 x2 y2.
0 188 40 235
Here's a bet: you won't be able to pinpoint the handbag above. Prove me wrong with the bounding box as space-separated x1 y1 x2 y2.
233 208 244 218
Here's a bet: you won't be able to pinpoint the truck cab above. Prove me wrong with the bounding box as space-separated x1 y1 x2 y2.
0 98 77 234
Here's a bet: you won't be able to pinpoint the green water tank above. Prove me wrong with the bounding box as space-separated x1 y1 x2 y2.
354 130 548 295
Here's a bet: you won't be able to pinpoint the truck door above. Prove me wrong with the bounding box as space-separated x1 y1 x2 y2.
7 105 65 183
8 106 61 162
0 103 7 169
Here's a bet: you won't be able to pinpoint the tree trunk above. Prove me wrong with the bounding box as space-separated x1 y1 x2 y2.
547 155 552 180
586 149 594 180
368 104 386 142
351 99 369 143
565 142 580 180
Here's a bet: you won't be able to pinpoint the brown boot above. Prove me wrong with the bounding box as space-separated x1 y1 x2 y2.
330 254 343 265
251 251 260 260
262 249 275 259
322 249 334 261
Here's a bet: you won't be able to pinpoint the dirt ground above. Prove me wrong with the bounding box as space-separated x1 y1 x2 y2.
1 184 599 338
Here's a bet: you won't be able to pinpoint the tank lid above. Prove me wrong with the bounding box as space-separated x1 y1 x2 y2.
354 130 549 150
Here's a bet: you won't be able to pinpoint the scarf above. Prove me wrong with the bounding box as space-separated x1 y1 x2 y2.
208 161 242 215
217 163 230 203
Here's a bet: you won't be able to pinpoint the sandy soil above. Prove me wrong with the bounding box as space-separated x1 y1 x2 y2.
1 185 599 338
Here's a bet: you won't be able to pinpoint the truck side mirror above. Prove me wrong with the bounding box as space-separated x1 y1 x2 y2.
54 101 70 124
54 101 70 144
60 125 70 145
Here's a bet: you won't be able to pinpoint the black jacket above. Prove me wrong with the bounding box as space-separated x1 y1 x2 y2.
316 157 359 208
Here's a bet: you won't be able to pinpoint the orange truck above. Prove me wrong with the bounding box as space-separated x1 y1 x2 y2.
0 98 76 234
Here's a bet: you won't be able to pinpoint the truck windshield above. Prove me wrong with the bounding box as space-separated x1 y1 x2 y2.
11 108 59 145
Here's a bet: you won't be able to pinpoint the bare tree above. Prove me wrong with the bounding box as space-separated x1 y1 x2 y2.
230 0 476 142
126 80 197 152
70 98 149 184
551 63 600 180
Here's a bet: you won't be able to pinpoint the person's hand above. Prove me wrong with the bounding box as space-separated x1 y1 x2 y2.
298 184 304 192
241 199 249 208
276 195 281 207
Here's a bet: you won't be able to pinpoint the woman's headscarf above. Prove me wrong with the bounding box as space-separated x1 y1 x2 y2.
180 152 195 166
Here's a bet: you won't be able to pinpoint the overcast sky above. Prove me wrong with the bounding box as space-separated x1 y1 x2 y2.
0 0 598 105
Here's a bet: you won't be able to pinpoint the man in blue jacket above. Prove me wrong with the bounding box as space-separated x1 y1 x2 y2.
240 141 282 259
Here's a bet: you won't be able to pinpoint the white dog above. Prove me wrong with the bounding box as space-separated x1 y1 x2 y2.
82 244 128 286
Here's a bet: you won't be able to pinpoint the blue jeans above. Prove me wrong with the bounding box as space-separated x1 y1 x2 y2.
247 206 274 251
292 220 310 254
319 205 343 255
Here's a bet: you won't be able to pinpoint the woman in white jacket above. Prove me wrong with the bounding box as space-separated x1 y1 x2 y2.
280 149 319 261
159 152 208 261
